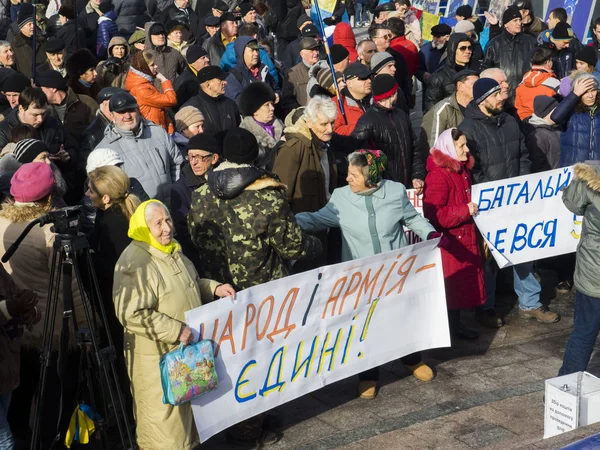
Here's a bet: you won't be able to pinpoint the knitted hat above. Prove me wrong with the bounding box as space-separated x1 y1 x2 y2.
576 47 598 68
223 128 259 164
533 95 558 118
240 3 255 17
35 69 67 91
10 162 55 202
316 67 342 90
456 5 473 18
454 20 475 34
502 6 521 25
44 37 66 54
2 72 30 93
370 51 395 73
186 133 222 155
297 14 312 29
372 74 398 102
239 82 276 116
329 44 349 65
98 2 113 14
175 106 205 133
186 45 208 64
86 148 124 173
473 78 501 104
128 29 146 45
552 22 574 40
17 3 34 29
66 49 97 77
13 139 48 164
58 4 74 20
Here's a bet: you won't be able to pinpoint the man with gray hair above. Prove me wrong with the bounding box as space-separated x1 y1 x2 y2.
0 41 15 69
272 95 338 270
356 39 377 67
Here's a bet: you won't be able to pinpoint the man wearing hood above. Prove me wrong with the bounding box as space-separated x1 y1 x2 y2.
515 47 560 120
333 22 358 63
145 22 186 85
425 33 474 112
203 11 238 67
458 78 560 327
223 36 279 106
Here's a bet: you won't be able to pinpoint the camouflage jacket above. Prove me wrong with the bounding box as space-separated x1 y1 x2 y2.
187 162 322 290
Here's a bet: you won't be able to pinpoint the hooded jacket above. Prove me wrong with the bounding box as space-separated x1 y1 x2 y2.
333 22 358 63
423 150 485 310
483 30 537 99
181 86 240 135
187 161 322 288
144 22 186 84
96 9 118 60
96 119 185 205
562 163 600 298
223 36 279 106
220 42 280 87
458 101 531 184
96 36 130 88
425 34 473 113
525 114 561 172
113 0 148 35
515 68 560 119
353 101 425 186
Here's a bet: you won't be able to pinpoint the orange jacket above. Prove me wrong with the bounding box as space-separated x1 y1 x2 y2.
125 70 177 134
515 68 560 120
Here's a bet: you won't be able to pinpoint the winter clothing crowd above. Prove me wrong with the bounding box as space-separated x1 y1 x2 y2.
0 0 599 448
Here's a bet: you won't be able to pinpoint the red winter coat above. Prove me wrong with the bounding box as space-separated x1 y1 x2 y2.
390 36 419 77
333 93 366 136
333 22 358 63
423 150 485 310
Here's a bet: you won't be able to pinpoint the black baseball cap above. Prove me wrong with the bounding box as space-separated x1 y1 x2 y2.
344 62 372 80
109 92 138 112
197 66 228 84
98 87 126 104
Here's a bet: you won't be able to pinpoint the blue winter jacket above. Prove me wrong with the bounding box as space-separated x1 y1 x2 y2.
220 40 280 87
97 10 118 60
552 92 600 167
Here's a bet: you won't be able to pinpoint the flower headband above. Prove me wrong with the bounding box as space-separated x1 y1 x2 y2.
356 149 387 186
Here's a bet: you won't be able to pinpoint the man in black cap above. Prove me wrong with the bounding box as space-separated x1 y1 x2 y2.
10 3 46 79
203 11 238 66
329 44 350 73
513 0 548 39
174 45 210 110
145 21 187 84
333 62 372 135
37 38 67 79
539 22 582 79
182 65 240 134
79 87 126 175
281 21 320 72
36 69 98 144
0 71 30 116
203 15 221 40
374 1 395 23
283 37 320 108
159 0 202 42
482 6 537 99
240 3 266 40
56 4 87 57
459 77 560 327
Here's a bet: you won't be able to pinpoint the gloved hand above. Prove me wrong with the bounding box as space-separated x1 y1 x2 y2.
427 231 451 250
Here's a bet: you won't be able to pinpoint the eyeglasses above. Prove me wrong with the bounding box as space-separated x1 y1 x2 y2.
376 34 392 41
187 153 214 163
458 45 472 51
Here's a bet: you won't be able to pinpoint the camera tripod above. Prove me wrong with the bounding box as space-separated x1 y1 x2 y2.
2 207 135 450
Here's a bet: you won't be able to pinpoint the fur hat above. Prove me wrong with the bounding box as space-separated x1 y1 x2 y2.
66 49 97 78
2 72 30 93
239 82 276 116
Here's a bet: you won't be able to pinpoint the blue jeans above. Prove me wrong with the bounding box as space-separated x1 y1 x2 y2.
0 392 14 450
355 2 366 23
559 291 600 376
483 259 542 311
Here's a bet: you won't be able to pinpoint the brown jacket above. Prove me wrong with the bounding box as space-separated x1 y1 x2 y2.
285 61 310 107
11 31 45 79
48 87 99 143
0 264 19 394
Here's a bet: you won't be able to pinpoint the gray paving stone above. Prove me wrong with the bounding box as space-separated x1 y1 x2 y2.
456 423 517 447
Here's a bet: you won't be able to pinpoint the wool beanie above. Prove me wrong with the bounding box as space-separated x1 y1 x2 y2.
576 47 598 68
175 106 205 133
86 148 124 173
130 51 154 78
502 6 521 25
456 5 473 18
552 22 574 41
372 74 398 102
187 133 222 155
10 162 55 202
533 95 559 118
223 128 259 164
329 44 350 64
17 3 34 29
473 78 501 104
316 67 342 90
58 4 74 20
239 82 276 116
13 139 48 164
2 72 30 93
35 69 67 91
370 51 395 73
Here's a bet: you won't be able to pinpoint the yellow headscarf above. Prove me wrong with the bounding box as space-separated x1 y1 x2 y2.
128 199 181 254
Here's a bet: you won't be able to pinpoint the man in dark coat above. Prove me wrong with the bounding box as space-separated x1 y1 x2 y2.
174 45 209 110
55 5 87 58
276 0 304 54
417 23 451 111
538 22 582 79
526 95 561 172
203 11 237 67
158 0 203 41
280 14 314 71
353 74 424 191
11 4 45 78
483 6 537 99
458 78 559 327
424 33 473 113
182 65 240 134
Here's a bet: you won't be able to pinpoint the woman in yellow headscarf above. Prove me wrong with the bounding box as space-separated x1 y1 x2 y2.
113 200 235 450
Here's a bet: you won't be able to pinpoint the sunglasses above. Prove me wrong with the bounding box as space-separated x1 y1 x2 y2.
187 154 214 163
376 34 392 40
458 45 472 51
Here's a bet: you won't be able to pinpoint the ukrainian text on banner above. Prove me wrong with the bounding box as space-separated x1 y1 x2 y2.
472 167 581 268
185 240 449 442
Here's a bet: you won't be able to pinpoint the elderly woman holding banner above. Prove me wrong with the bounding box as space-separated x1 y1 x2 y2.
113 199 235 450
423 128 485 343
295 149 438 400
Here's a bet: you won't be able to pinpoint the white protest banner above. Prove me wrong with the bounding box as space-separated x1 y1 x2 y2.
405 189 423 244
472 167 582 268
185 239 449 442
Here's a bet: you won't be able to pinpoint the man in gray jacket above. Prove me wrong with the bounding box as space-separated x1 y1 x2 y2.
96 92 185 206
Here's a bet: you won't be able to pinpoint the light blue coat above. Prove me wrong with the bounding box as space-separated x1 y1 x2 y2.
296 180 435 262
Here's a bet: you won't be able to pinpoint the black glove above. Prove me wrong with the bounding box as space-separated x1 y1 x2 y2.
103 57 123 73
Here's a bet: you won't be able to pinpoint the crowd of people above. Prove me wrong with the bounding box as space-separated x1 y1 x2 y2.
0 0 598 448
